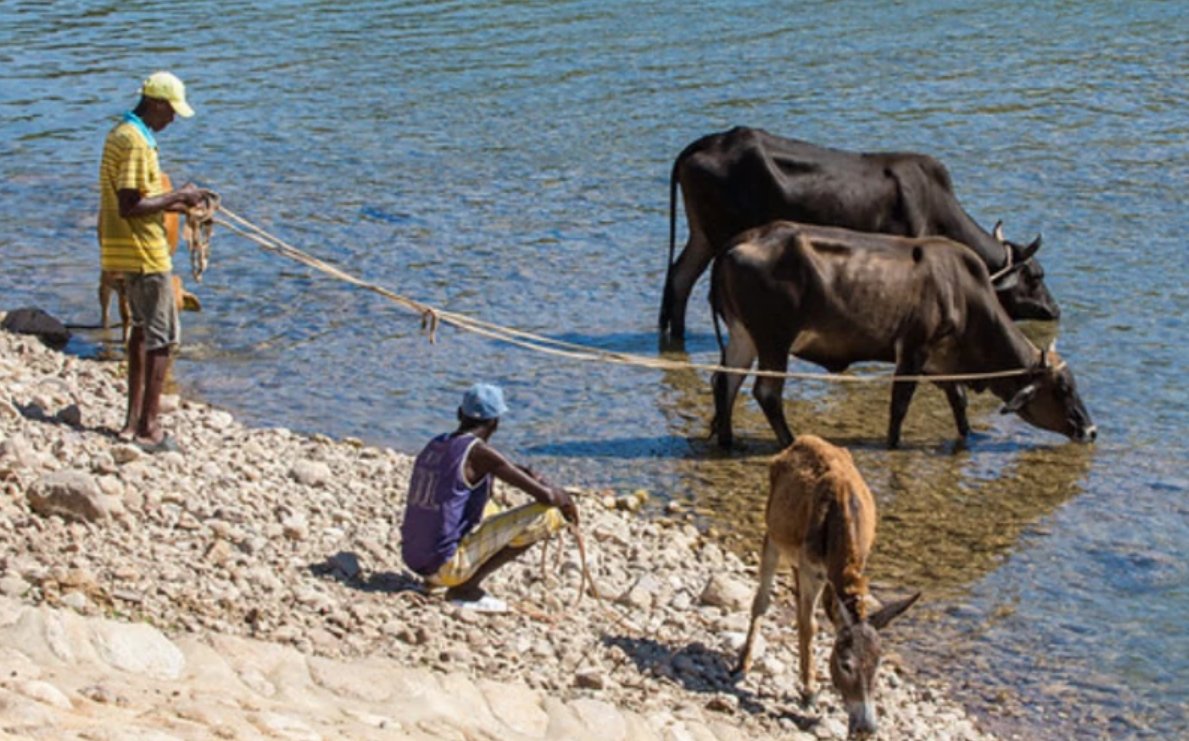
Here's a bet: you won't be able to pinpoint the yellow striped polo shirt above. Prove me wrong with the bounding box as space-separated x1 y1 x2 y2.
98 119 171 273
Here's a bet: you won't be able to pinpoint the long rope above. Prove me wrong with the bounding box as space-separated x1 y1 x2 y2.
210 206 1039 385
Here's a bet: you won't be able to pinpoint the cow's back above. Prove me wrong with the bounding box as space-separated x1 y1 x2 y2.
717 222 986 370
678 127 924 244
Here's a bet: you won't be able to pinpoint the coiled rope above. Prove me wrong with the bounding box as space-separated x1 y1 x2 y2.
210 206 1040 384
184 192 221 283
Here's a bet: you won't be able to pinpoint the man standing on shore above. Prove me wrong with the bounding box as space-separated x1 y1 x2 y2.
401 383 579 612
98 71 211 452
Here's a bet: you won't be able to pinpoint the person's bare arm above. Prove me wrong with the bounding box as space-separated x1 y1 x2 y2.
467 440 578 524
117 183 209 218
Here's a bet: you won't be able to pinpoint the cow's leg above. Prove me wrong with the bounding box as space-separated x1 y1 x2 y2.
712 322 756 448
660 230 714 341
735 534 780 675
888 346 925 448
796 555 826 704
753 349 793 448
939 382 971 439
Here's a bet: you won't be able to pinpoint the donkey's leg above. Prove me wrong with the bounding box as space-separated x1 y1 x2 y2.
735 534 781 675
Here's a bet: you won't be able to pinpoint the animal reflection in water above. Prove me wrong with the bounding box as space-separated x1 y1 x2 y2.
710 221 1097 449
735 435 919 737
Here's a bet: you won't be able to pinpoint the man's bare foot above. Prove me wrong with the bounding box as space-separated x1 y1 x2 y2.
116 426 136 442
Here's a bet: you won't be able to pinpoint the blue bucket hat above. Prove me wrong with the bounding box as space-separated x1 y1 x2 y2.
460 383 508 421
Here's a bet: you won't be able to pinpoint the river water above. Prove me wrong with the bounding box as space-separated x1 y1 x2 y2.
1 1 1185 737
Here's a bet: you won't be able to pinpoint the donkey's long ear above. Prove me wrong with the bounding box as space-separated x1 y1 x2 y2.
870 592 921 631
835 592 855 629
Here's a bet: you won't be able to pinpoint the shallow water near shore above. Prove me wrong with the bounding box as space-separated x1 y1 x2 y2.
1 1 1187 737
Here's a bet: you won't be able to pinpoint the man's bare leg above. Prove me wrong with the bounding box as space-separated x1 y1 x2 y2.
134 348 171 446
119 327 146 440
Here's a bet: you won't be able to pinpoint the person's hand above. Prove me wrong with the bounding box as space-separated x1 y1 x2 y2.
176 183 206 208
553 488 579 525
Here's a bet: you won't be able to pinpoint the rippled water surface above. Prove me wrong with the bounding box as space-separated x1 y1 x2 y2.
1 1 1186 737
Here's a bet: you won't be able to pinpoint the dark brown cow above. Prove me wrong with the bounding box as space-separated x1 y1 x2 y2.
709 221 1095 449
736 434 919 736
660 126 1057 340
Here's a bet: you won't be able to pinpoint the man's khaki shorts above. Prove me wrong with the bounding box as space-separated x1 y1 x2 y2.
126 272 180 352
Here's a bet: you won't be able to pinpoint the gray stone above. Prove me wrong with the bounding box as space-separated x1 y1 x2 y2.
54 404 82 427
574 667 606 690
111 443 146 464
27 469 110 522
699 574 752 611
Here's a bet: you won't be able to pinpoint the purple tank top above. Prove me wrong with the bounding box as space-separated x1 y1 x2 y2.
400 432 492 575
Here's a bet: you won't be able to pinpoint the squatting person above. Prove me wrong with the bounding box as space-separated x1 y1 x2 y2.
400 383 579 612
98 71 212 452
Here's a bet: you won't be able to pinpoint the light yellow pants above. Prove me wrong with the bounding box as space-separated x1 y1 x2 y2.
426 500 566 588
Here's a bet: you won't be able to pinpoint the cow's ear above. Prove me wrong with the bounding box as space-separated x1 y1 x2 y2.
1001 382 1039 414
992 263 1025 291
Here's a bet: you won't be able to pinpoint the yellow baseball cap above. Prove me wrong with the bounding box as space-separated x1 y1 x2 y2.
141 71 194 118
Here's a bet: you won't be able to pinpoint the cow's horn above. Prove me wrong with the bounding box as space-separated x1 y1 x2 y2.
992 221 1005 243
1018 234 1043 261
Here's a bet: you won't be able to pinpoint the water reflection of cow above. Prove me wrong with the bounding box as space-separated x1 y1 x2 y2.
709 221 1096 449
659 126 1058 341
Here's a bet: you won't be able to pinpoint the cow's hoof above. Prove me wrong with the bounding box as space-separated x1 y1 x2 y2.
658 334 686 353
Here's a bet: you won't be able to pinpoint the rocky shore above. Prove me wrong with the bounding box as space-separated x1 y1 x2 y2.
0 320 993 740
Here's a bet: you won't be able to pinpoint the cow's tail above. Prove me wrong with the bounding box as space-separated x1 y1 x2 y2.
662 134 716 331
660 146 683 326
707 250 729 440
666 135 708 277
709 254 727 362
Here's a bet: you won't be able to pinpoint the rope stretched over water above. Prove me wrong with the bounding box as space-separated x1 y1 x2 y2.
211 206 1039 385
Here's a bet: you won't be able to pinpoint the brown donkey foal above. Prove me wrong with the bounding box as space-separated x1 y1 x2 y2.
735 435 920 737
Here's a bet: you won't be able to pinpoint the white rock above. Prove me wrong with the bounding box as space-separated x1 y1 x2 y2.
699 573 751 611
60 591 88 611
90 619 186 679
206 410 234 430
0 574 29 597
290 460 331 487
14 679 72 710
27 469 110 522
